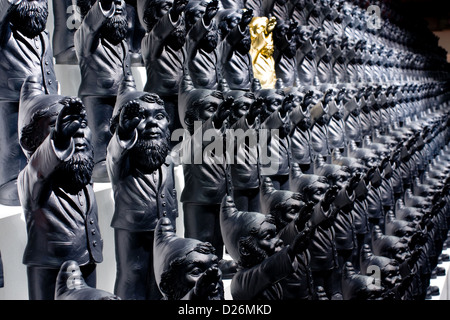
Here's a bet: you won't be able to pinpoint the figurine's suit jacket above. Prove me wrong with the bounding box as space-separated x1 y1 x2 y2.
141 12 187 96
18 135 103 268
289 105 312 165
186 17 221 90
180 117 233 204
230 246 309 300
74 1 132 98
107 133 178 231
221 26 254 91
0 0 58 101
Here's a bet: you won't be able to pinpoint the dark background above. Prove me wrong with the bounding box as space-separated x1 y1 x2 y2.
397 0 450 31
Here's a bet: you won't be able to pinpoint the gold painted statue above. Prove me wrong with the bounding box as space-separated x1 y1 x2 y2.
249 16 277 89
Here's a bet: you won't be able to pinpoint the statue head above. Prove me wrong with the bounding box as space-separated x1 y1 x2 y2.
19 76 94 194
255 88 285 122
260 177 305 229
111 78 171 173
8 0 49 38
360 244 402 289
371 225 411 263
143 0 174 31
99 0 128 45
217 8 241 40
220 196 283 269
154 217 224 300
341 262 385 300
290 164 330 204
185 0 208 32
224 90 255 125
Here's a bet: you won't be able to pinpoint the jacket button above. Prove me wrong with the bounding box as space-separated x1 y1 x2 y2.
90 219 94 224
163 211 167 216
91 229 96 235
162 202 166 207
92 240 97 247
161 193 165 198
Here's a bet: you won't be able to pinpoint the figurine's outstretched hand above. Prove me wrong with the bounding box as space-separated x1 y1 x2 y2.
203 0 219 26
118 100 143 141
54 98 85 151
240 9 254 29
193 266 222 299
213 96 234 128
247 97 263 125
171 0 189 21
280 94 295 117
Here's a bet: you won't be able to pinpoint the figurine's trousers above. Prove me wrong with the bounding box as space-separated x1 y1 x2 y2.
82 96 115 165
183 203 224 259
233 187 260 212
0 100 26 205
113 229 162 300
27 264 96 300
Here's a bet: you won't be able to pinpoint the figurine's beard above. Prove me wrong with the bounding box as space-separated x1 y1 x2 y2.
9 0 48 38
167 27 186 51
129 131 171 174
100 15 128 45
54 150 94 194
239 241 268 268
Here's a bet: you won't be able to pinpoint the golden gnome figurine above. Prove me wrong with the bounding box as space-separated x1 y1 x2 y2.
249 16 277 89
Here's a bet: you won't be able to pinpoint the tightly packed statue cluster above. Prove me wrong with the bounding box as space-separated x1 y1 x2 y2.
0 0 450 301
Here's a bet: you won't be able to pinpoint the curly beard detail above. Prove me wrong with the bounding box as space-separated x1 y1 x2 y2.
9 0 49 38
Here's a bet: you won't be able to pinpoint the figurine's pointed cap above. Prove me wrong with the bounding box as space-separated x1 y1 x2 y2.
220 195 267 262
111 76 146 133
218 78 230 93
275 78 284 90
251 78 262 93
260 177 299 215
18 76 65 155
178 72 217 130
153 217 203 291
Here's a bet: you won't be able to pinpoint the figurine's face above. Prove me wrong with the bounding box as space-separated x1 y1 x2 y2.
155 0 173 18
280 197 304 225
307 180 330 203
250 18 268 38
381 264 402 288
136 101 170 141
232 95 254 121
254 221 284 256
263 94 284 114
329 169 350 189
198 95 223 121
199 28 219 53
181 250 223 299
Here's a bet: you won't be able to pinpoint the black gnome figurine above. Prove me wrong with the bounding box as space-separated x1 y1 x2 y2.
141 0 188 138
220 195 316 300
0 0 59 206
18 76 103 300
153 217 224 300
107 78 177 300
75 0 134 182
